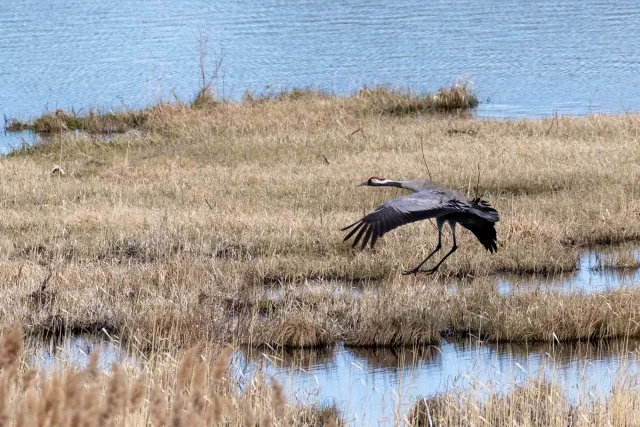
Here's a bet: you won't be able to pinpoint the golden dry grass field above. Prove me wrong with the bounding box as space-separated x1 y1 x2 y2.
2 93 640 347
1 90 640 425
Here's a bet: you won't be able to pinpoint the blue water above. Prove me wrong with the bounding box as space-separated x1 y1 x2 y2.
241 340 640 426
31 332 137 372
3 0 640 151
497 247 640 294
36 333 640 426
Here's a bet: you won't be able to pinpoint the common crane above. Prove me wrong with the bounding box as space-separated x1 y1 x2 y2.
342 177 500 275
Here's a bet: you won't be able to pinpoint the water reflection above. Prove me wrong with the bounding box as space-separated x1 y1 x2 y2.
498 247 640 294
244 345 337 371
240 339 640 425
347 346 441 372
28 332 640 425
0 129 41 155
29 333 139 372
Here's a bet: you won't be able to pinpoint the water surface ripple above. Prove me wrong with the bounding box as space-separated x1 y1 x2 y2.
2 0 640 138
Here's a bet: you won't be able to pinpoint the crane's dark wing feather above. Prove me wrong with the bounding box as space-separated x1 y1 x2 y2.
342 190 467 249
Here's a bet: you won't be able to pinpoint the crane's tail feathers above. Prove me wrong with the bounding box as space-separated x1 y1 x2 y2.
463 221 498 253
470 198 500 223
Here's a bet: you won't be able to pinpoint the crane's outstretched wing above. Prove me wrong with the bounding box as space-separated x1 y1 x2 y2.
342 191 467 250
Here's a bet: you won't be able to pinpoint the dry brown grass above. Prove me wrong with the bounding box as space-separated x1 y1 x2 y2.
7 82 478 136
595 247 640 270
1 93 640 349
448 280 640 342
354 80 479 115
407 377 640 426
243 82 479 115
13 108 152 134
4 102 195 135
0 326 342 426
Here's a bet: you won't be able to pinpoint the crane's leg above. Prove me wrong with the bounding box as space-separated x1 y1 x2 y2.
424 221 458 274
402 218 444 275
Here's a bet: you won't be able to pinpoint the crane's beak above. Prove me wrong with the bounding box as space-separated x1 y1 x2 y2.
357 181 368 187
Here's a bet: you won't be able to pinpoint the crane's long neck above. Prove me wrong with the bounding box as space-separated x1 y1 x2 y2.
369 179 402 188
371 179 414 190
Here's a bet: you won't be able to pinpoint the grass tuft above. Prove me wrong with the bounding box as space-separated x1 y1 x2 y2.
29 108 149 133
4 103 191 135
356 80 478 115
407 377 640 426
5 119 28 132
191 88 217 110
6 78 479 135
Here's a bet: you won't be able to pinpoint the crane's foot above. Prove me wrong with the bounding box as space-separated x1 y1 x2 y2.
402 266 441 275
422 266 440 275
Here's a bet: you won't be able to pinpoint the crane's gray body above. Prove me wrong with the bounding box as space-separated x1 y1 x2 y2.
343 178 500 274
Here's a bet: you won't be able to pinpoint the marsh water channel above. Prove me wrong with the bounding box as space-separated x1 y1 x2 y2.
32 247 640 425
34 333 640 426
3 0 640 152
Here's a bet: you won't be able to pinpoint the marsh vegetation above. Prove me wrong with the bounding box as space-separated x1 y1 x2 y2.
1 87 639 424
5 81 478 135
2 92 639 343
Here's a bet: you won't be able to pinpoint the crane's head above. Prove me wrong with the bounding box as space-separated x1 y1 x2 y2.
358 176 388 186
